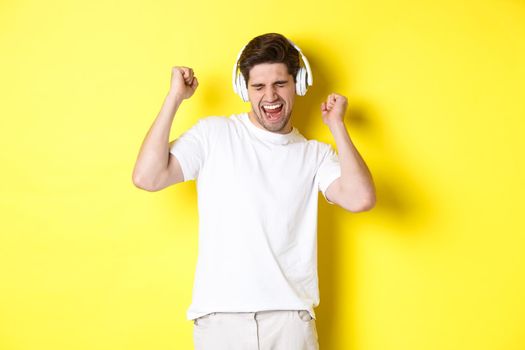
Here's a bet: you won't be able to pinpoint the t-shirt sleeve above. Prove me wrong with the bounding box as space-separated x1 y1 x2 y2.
169 119 208 182
315 144 341 205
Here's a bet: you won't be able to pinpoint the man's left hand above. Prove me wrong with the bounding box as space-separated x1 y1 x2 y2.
321 93 348 126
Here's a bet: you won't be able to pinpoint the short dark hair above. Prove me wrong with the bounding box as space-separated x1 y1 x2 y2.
239 33 301 84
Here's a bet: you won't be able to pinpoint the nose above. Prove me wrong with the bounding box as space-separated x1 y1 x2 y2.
264 86 279 101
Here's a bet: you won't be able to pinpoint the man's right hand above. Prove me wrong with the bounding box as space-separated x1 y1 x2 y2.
170 66 199 100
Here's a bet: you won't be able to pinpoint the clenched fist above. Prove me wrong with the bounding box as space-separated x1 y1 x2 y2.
321 93 348 126
170 66 199 100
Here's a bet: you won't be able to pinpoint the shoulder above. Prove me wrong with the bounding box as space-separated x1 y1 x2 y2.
191 115 244 144
189 115 233 136
195 115 230 128
299 136 334 155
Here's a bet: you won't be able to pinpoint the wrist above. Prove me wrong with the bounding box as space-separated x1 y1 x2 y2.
327 119 346 130
167 90 185 104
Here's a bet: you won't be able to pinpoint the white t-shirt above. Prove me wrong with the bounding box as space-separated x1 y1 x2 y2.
170 112 341 321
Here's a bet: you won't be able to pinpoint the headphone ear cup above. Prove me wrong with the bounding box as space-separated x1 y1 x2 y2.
295 72 301 96
239 73 248 102
232 44 248 102
234 70 241 98
296 68 303 95
236 72 242 100
296 67 306 96
234 73 239 96
303 68 311 95
301 67 307 95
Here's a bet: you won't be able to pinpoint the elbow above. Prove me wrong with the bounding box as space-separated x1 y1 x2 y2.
356 194 376 212
354 197 376 212
132 173 159 192
344 193 376 213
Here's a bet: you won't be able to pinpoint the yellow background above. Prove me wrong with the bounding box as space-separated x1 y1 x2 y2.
1 0 524 349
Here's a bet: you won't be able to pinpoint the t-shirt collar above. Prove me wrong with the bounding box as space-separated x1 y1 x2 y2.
239 112 299 145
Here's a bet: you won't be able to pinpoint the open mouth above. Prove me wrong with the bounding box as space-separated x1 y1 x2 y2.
261 103 284 121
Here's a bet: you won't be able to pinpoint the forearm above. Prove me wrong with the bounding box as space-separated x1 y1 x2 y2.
328 120 376 206
132 91 183 190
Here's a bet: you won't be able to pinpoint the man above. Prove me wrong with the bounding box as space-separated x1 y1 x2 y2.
132 33 375 350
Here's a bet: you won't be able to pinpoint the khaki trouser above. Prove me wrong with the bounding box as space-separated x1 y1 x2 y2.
193 309 319 350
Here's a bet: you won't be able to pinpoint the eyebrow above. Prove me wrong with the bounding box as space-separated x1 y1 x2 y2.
250 80 289 87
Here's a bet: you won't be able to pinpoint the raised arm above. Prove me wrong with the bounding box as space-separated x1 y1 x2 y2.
132 66 199 191
321 93 376 212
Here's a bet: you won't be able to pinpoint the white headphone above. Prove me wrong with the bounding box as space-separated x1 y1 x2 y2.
232 39 313 102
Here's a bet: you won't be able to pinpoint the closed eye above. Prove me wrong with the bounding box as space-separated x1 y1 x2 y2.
255 84 285 91
252 81 289 91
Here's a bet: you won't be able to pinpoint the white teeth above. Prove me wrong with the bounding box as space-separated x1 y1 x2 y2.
263 104 282 110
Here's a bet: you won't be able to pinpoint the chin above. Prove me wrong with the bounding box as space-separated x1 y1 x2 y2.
251 106 291 133
263 115 291 133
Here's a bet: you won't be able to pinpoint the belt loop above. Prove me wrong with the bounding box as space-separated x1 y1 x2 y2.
298 310 312 321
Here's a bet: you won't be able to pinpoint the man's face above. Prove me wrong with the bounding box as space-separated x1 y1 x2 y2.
246 63 296 134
